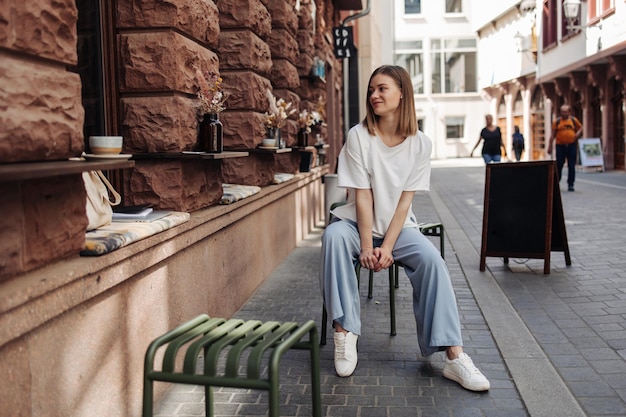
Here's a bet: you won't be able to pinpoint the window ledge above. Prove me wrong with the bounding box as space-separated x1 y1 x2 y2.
132 151 249 160
0 159 135 182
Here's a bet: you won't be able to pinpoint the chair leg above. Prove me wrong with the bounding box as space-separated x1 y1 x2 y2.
388 266 396 336
320 307 327 345
205 386 214 417
394 263 399 288
440 225 445 259
309 326 322 417
367 269 374 299
142 378 153 417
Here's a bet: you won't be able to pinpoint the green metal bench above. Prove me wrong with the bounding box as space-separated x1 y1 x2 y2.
143 314 321 417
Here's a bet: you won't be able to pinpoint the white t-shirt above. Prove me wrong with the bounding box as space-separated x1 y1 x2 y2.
331 123 432 238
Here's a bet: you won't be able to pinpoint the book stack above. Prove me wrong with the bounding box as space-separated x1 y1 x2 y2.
112 206 170 223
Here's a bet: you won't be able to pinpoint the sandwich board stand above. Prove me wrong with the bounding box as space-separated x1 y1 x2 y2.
479 161 571 274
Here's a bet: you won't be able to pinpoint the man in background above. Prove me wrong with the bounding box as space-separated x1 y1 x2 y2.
547 104 583 191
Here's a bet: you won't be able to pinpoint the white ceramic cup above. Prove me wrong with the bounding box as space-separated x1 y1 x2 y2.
89 136 123 154
262 138 276 147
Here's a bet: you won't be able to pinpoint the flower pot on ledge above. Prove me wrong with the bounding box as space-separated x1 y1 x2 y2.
266 127 283 148
198 113 223 153
297 128 309 147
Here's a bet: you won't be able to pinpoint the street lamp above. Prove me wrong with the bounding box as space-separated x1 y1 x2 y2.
563 0 582 30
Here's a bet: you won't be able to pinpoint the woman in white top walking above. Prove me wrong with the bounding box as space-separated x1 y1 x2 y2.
320 65 489 391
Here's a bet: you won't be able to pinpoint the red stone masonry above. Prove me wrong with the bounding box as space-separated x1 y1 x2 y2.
0 1 86 279
116 0 224 209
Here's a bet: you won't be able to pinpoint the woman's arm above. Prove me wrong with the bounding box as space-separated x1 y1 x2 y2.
374 190 416 272
470 133 483 156
355 188 377 270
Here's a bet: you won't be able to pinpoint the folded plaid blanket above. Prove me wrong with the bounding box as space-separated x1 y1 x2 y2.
220 184 262 205
272 173 295 184
81 211 190 256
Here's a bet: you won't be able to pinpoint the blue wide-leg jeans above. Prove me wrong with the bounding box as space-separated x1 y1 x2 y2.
320 220 463 357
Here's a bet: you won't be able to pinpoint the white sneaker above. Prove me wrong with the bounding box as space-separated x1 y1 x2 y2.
334 331 358 377
443 352 490 391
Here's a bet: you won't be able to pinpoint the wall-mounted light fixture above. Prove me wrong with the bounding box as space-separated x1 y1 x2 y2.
563 0 602 49
514 31 538 62
563 0 583 30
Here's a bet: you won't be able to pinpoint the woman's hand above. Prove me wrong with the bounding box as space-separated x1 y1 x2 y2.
360 247 394 272
373 247 394 271
359 248 379 271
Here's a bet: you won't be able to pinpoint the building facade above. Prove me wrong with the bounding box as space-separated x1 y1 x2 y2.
0 1 369 416
475 0 626 171
393 0 490 159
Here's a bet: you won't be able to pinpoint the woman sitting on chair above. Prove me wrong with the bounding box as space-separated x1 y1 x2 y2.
319 65 489 392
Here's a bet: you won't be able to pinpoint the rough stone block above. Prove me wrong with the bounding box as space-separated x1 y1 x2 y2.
273 152 300 174
7 0 78 64
296 52 314 77
0 56 84 163
270 59 300 89
118 0 219 46
219 30 272 75
222 72 272 112
0 2 9 47
217 0 271 38
296 77 326 102
298 2 315 31
296 29 315 53
221 111 267 149
0 176 87 281
266 0 298 34
22 176 87 272
121 96 200 153
268 28 298 64
123 160 223 212
119 32 219 93
0 183 25 281
221 154 274 186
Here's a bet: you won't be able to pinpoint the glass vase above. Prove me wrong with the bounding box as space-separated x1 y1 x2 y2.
267 127 282 148
297 128 309 147
199 113 223 153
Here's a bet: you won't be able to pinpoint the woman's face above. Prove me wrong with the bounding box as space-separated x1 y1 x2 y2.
368 74 402 117
485 115 493 125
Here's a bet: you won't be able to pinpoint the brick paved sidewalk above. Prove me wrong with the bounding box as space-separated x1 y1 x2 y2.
153 160 626 417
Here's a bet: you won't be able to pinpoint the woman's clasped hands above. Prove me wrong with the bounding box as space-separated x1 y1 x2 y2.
360 246 394 272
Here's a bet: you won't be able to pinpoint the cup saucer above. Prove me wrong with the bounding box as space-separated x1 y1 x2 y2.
82 152 132 161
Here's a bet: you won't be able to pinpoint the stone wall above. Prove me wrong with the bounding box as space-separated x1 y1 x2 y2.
0 168 326 417
0 1 86 280
0 0 343 280
0 0 345 414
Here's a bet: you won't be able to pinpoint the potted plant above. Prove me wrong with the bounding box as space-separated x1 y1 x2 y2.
196 70 228 153
263 89 295 148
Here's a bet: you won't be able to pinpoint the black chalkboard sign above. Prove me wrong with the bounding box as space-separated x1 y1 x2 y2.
479 161 571 274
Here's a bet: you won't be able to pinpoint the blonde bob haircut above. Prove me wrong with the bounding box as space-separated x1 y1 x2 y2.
363 65 417 138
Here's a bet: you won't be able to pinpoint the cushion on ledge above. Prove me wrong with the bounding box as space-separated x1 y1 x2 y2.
272 173 295 184
81 211 190 256
220 184 261 205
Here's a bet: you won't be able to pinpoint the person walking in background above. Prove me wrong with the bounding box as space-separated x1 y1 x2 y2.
470 114 507 163
511 126 525 162
547 104 583 191
320 65 490 392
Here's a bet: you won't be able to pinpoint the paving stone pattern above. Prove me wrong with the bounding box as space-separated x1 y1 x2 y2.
154 160 626 417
